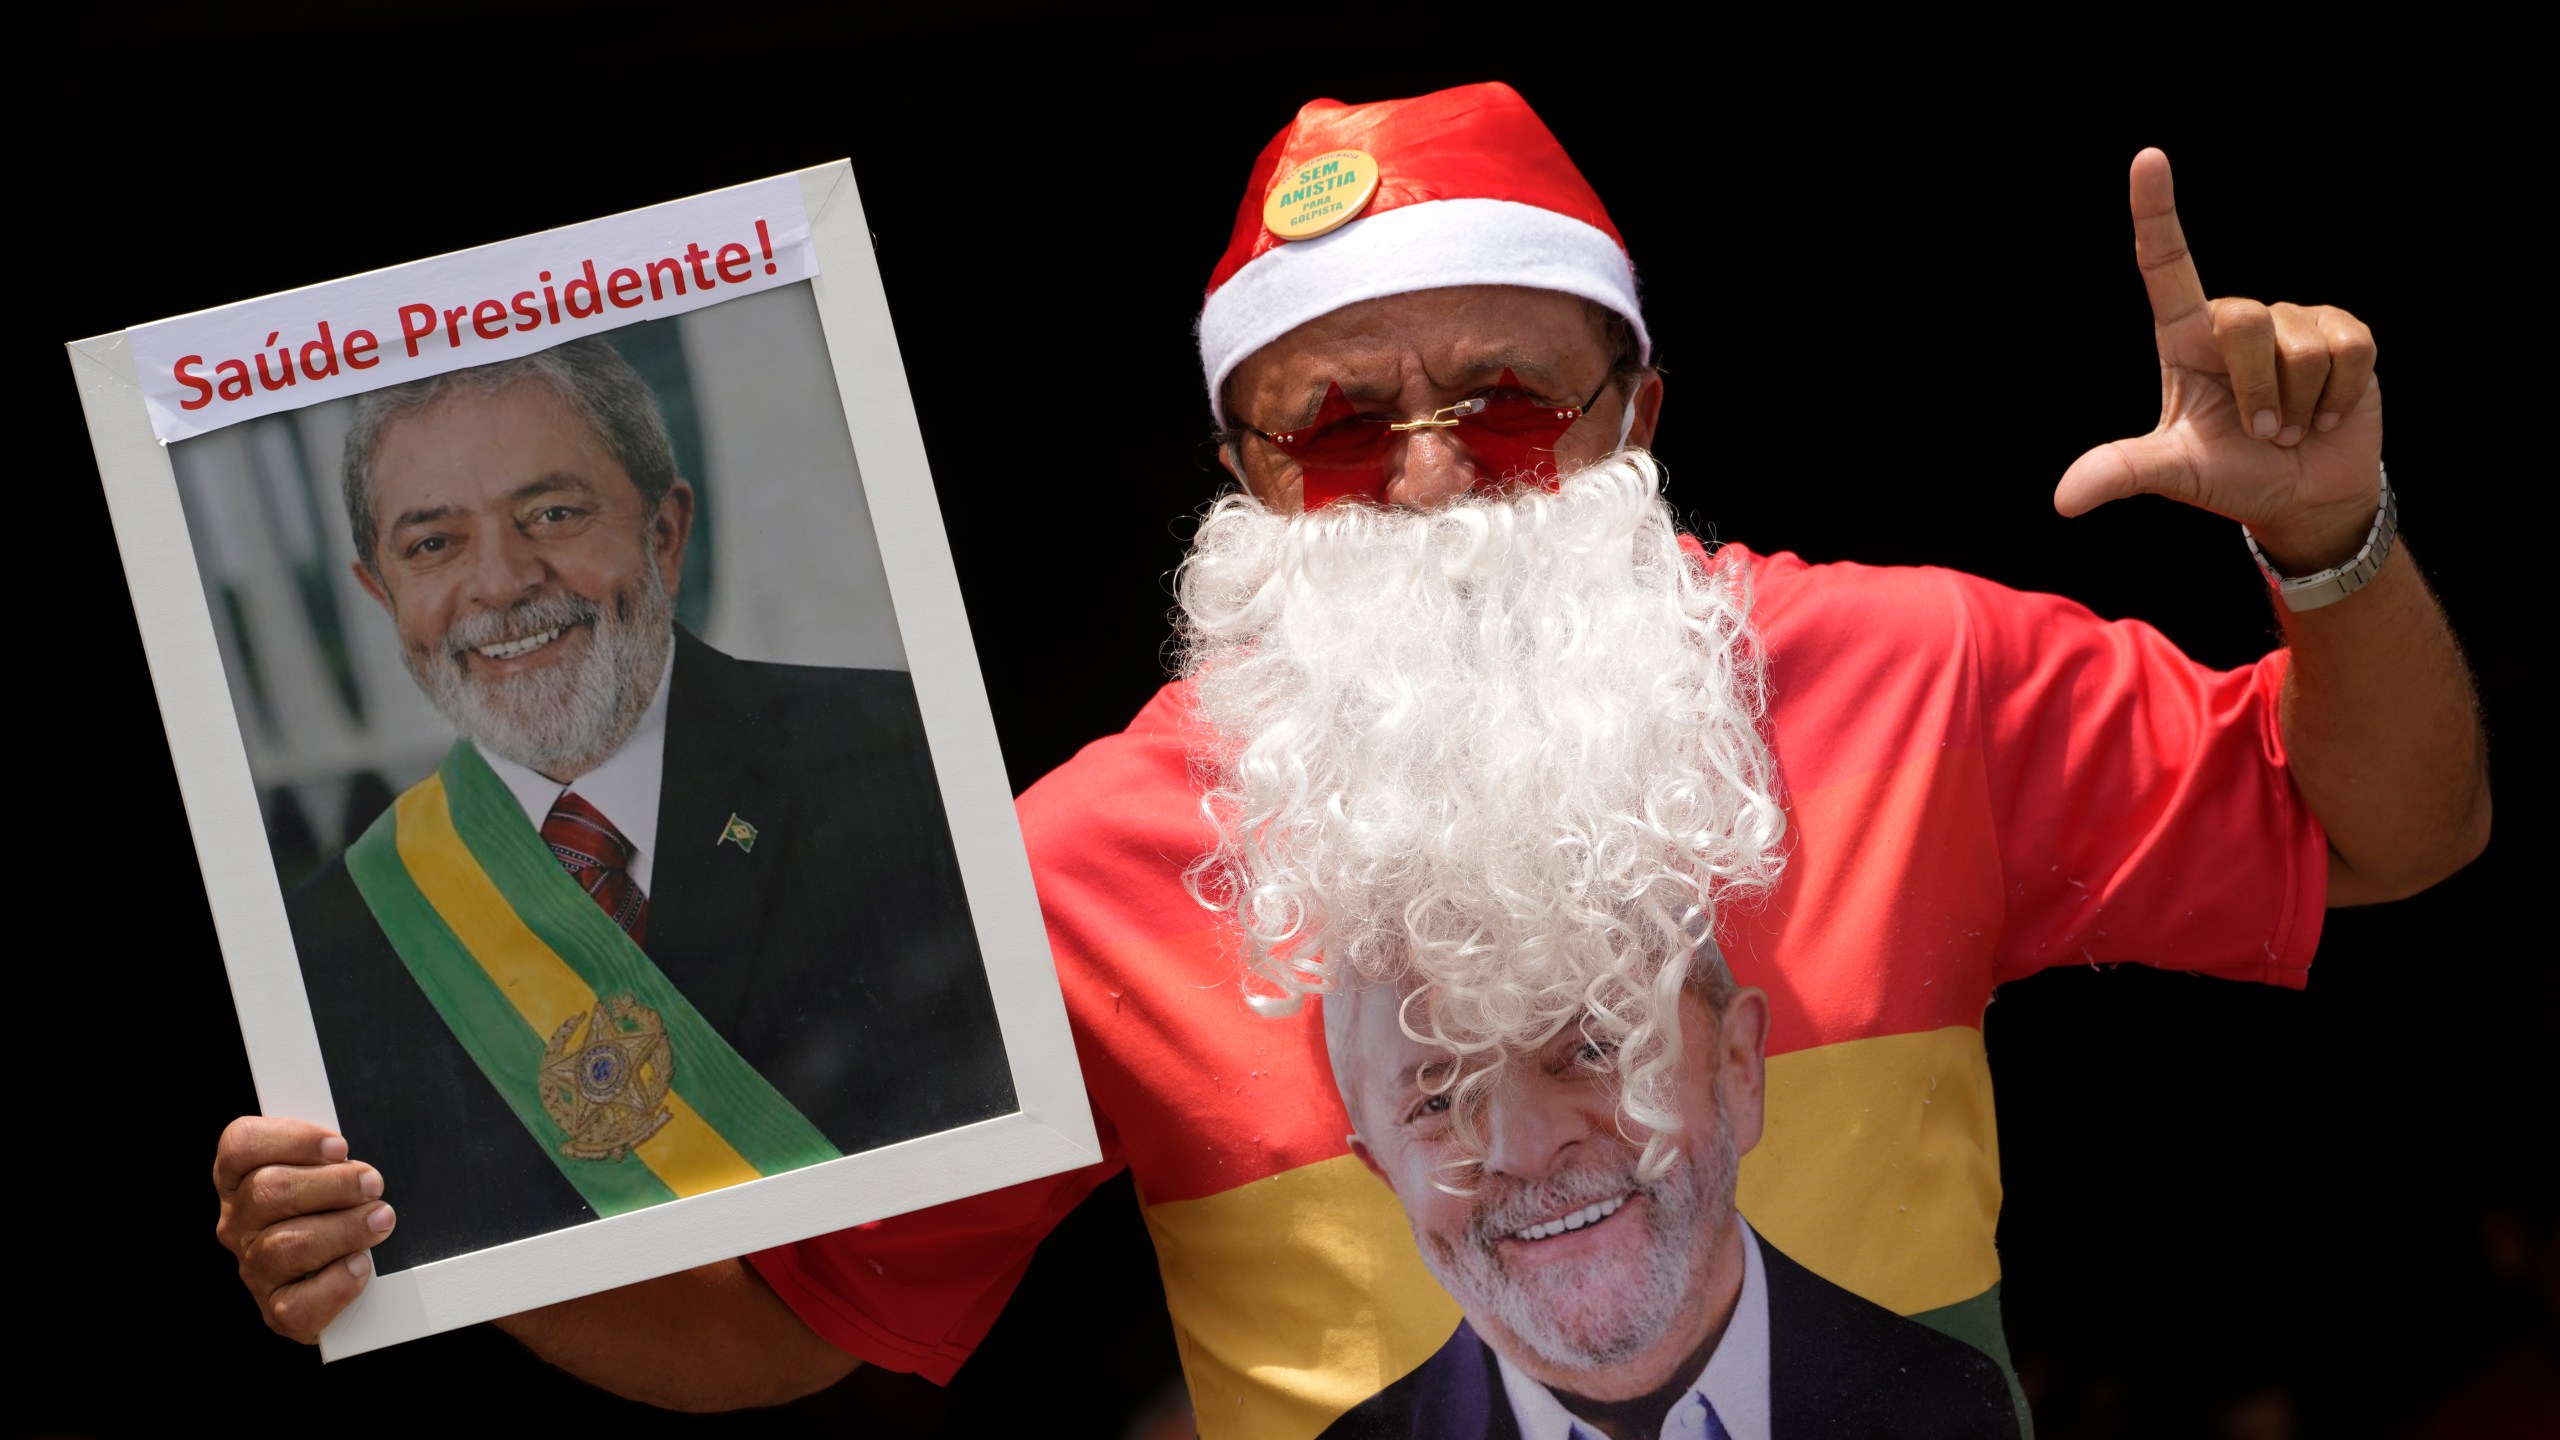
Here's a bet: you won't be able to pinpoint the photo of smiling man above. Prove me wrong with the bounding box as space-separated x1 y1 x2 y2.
172 303 1017 1274
1319 961 2020 1440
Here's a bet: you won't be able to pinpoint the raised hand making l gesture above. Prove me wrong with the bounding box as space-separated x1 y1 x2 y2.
2056 148 2384 573
2049 147 2484 906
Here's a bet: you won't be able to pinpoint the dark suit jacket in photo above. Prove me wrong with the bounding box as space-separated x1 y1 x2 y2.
288 628 1018 1271
1321 1227 2022 1439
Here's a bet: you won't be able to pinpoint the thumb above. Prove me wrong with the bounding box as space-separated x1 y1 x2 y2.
2053 434 2198 518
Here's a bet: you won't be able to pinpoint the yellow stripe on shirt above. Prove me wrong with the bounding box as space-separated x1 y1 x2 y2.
1739 1024 2005 1317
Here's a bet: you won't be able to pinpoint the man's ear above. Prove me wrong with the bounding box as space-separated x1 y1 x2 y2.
1347 1133 1394 1193
1624 369 1666 451
351 558 394 617
652 479 697 594
1717 986 1771 1158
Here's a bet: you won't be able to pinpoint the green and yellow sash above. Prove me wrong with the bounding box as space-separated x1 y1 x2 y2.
346 742 838 1215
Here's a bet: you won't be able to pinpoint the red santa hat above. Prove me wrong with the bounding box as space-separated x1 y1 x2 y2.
1198 82 1649 427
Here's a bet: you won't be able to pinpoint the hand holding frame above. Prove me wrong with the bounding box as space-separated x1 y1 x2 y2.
211 1116 391 1343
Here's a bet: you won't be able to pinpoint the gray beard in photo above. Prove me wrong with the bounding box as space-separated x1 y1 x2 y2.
409 557 674 782
1421 1120 1739 1375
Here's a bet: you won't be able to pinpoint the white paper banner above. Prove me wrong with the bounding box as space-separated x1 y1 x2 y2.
129 175 815 444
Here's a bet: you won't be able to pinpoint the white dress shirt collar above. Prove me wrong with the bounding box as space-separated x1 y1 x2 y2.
477 645 675 893
1495 1216 1772 1440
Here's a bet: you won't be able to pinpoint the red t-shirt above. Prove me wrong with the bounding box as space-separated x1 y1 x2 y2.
750 544 2327 1435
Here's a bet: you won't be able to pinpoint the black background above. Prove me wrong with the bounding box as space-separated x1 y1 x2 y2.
21 20 2544 1440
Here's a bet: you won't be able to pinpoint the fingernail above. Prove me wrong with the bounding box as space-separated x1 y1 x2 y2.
368 1203 397 1234
321 1136 349 1163
2315 412 2340 432
359 1169 383 1199
2253 409 2278 438
2276 425 2304 447
345 1252 372 1281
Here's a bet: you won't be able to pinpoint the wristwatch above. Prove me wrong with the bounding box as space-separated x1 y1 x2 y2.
2245 465 2397 612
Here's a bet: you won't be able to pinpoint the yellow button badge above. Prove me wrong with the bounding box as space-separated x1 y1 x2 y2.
1263 149 1379 241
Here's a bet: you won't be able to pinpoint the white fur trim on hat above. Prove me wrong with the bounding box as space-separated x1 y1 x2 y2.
1198 197 1649 427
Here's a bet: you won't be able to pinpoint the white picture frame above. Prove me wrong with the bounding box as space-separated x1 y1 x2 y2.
67 161 1099 1360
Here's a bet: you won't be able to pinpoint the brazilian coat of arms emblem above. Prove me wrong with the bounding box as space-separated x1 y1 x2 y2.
539 994 676 1160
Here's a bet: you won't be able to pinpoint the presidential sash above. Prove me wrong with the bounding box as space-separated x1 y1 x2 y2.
346 741 839 1215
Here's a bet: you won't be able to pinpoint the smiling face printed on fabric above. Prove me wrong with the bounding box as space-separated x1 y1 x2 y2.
1323 962 1773 1400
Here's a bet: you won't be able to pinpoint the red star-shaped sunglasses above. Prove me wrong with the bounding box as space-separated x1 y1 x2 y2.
1248 369 1610 508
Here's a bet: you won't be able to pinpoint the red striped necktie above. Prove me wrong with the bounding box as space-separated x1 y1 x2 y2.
541 791 650 946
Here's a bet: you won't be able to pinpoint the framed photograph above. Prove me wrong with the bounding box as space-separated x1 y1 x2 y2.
68 163 1098 1359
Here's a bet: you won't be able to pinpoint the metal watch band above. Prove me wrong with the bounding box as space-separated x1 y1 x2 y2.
2245 464 2397 613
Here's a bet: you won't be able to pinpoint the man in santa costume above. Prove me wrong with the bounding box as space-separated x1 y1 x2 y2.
215 83 2487 1436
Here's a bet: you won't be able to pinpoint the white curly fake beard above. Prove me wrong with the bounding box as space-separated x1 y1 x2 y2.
1178 453 1786 1153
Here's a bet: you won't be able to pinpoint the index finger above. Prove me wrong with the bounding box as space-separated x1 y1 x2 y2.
2130 147 2207 329
214 1116 347 1194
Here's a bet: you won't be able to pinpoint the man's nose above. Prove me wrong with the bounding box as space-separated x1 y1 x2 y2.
1382 428 1480 508
465 525 548 604
1479 1079 1591 1182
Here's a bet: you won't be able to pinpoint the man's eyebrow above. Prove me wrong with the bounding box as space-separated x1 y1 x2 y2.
1429 349 1569 392
387 502 459 535
1271 376 1386 432
1278 383 1333 431
1391 1058 1449 1104
507 472 600 504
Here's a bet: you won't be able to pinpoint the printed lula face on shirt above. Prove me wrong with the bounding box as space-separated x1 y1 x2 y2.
752 542 2324 1438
